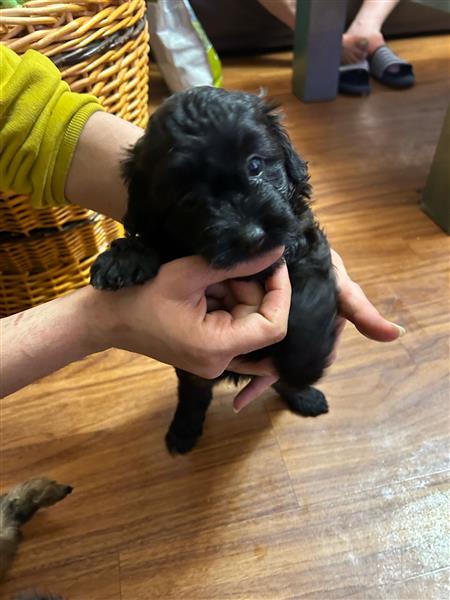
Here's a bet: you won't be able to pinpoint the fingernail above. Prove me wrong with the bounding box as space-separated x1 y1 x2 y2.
357 38 369 48
233 405 240 414
391 322 406 337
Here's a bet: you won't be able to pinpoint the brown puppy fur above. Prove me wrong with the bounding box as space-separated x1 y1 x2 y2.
0 478 72 583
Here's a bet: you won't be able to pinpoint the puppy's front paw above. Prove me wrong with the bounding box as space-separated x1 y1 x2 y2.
90 238 158 290
91 249 135 290
165 429 200 455
276 384 329 417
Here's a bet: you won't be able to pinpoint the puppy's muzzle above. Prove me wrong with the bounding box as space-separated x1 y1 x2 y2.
240 224 266 253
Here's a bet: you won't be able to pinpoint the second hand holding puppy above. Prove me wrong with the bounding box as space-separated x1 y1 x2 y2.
232 248 405 412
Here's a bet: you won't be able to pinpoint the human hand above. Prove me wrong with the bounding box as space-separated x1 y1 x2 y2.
96 247 291 379
205 277 280 377
330 248 404 343
232 248 405 412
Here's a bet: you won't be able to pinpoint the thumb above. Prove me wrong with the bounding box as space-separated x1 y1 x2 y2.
164 247 285 298
233 375 278 412
340 281 405 342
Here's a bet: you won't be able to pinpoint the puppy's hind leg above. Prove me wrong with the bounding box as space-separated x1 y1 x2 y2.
273 381 329 417
90 237 159 290
166 370 215 455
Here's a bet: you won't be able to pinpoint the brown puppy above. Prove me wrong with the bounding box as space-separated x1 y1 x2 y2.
0 478 72 584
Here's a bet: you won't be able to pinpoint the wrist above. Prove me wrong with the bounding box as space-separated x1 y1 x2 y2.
78 285 121 355
81 284 149 357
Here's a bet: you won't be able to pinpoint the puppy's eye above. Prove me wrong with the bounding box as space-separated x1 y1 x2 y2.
247 156 264 177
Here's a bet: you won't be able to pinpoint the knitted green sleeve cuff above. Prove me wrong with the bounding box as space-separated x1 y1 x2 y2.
49 102 104 208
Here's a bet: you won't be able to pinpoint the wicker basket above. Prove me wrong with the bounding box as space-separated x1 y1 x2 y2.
0 0 149 126
0 215 123 273
0 0 149 315
0 255 99 316
0 191 94 235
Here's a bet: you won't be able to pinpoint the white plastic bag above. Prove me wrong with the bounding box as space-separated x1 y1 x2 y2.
148 0 223 93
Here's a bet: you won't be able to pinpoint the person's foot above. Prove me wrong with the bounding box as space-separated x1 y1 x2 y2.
341 34 370 64
342 31 400 74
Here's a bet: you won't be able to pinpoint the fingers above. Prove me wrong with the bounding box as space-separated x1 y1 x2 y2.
228 357 277 377
227 279 264 310
163 247 285 298
326 316 346 366
228 262 291 354
339 280 405 341
258 260 292 323
212 246 285 285
206 282 229 300
206 298 223 311
206 282 235 313
331 248 405 342
206 279 264 315
233 375 278 413
330 248 347 286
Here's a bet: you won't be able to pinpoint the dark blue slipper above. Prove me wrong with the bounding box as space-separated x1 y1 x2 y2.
339 60 371 96
369 45 415 89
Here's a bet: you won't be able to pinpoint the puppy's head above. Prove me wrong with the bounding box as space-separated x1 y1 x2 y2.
123 86 311 267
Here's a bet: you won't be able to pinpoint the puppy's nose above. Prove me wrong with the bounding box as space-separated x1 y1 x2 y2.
241 224 266 251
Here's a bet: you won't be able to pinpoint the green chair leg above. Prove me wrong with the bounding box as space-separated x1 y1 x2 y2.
292 0 347 102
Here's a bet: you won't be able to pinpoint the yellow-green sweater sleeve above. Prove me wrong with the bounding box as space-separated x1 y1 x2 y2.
0 45 104 208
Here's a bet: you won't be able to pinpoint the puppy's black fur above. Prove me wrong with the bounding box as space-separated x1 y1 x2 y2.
91 87 338 454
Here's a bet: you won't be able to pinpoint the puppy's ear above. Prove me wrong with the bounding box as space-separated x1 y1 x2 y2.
122 106 175 239
263 103 311 200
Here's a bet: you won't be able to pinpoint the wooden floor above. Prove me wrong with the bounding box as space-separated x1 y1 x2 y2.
2 35 449 600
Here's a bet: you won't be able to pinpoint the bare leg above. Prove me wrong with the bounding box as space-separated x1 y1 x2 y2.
257 0 400 66
257 0 296 29
343 0 400 63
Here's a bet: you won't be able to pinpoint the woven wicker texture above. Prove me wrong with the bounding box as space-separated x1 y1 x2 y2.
0 191 94 235
0 254 98 316
0 0 149 125
0 216 123 273
0 0 149 314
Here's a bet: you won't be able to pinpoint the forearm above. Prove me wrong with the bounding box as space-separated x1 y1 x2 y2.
0 286 107 397
0 46 102 209
0 46 143 218
65 111 143 222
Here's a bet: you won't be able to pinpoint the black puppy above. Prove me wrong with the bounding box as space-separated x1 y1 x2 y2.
91 86 338 454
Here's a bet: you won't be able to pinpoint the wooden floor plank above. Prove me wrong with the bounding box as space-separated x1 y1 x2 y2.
2 34 449 599
119 473 448 600
1 551 121 600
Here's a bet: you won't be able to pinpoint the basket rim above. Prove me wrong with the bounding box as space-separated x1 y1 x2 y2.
0 0 145 58
0 212 103 243
51 13 145 67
